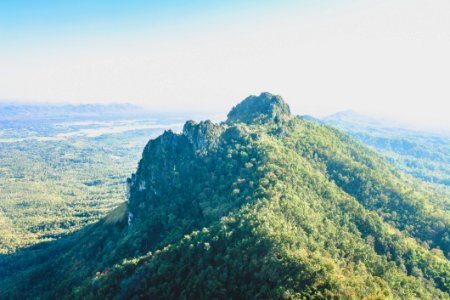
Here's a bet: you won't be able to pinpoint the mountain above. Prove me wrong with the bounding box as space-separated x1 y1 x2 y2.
322 111 450 186
0 103 146 121
1 93 449 299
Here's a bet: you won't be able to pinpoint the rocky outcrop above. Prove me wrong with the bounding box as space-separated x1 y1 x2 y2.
226 92 291 124
128 93 289 219
182 120 222 155
128 130 197 216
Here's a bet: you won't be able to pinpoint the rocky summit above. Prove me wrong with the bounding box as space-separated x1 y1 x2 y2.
227 92 291 124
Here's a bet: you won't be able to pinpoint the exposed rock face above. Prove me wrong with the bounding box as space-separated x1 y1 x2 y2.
226 92 291 124
128 130 197 216
183 120 222 155
128 93 291 219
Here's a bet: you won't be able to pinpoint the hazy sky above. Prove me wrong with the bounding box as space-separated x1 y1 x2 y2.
0 0 449 129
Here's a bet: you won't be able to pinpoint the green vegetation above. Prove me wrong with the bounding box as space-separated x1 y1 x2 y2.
323 111 450 187
0 121 174 253
0 94 449 299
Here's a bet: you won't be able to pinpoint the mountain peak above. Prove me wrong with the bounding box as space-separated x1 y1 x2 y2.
226 92 291 124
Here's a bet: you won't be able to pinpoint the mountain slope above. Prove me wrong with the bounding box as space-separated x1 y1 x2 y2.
1 93 449 299
322 111 450 186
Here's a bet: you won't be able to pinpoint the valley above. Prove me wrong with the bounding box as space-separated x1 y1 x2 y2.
0 105 183 253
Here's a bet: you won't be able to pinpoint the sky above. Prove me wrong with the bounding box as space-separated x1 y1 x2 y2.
0 0 449 130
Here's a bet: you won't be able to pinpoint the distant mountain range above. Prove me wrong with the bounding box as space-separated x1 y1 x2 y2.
317 111 450 186
0 103 147 121
323 110 449 135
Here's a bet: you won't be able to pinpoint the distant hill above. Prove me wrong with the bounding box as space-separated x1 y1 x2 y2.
1 93 449 299
321 111 450 186
0 103 148 121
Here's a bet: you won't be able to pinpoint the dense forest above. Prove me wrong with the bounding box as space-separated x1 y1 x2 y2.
1 93 449 299
0 110 182 253
0 133 145 253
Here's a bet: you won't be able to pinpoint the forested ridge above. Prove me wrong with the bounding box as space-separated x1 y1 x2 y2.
1 93 449 299
322 111 450 186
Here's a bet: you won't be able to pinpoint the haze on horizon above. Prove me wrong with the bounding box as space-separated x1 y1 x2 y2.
1 0 449 130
